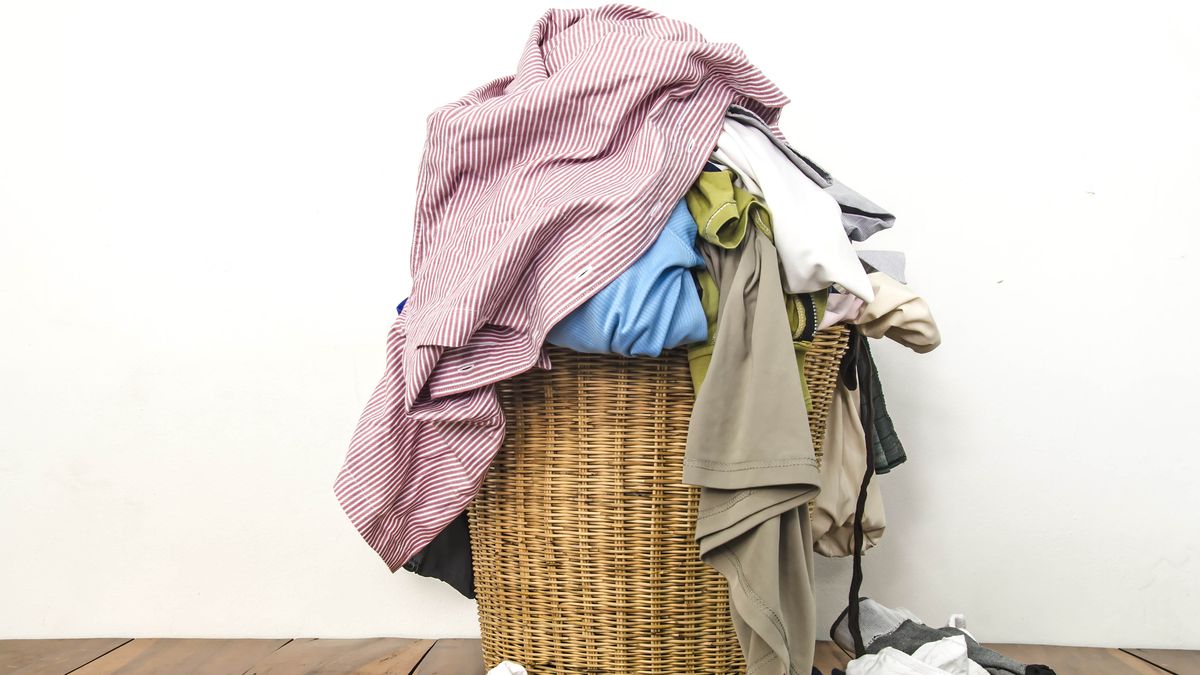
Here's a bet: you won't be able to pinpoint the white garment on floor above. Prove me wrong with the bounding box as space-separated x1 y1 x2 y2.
912 637 989 675
486 660 528 675
846 636 988 675
831 598 923 654
711 120 874 301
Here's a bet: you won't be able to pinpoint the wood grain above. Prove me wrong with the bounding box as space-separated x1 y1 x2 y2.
69 638 289 675
0 638 129 675
3 637 1193 675
412 639 485 675
989 643 1169 675
243 637 433 675
1122 648 1200 675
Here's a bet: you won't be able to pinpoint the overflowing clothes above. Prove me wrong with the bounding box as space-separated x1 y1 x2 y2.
334 3 790 573
685 168 827 408
723 105 896 244
711 119 873 300
333 5 967 674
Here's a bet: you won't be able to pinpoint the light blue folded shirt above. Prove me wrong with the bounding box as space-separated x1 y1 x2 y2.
547 199 707 357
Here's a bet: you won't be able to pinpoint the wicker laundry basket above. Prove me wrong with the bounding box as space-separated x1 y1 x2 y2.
469 327 851 674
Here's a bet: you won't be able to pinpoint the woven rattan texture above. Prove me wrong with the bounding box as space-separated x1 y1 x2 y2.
805 326 852 462
470 326 850 674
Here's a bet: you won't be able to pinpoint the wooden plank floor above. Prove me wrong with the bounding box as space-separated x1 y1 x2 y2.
0 637 1193 674
71 639 291 675
243 638 434 675
989 644 1172 675
0 639 130 675
1122 648 1200 675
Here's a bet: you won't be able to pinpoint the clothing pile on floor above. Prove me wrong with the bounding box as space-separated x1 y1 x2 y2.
830 599 1056 675
331 5 993 674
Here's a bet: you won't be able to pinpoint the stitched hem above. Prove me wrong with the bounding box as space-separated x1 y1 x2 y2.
685 457 818 471
715 549 808 675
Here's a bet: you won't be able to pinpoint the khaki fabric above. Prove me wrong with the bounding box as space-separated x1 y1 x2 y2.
686 170 827 412
854 272 941 353
812 381 887 558
684 221 820 675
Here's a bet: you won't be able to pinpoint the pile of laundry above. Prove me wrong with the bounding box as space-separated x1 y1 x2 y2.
826 599 1056 675
330 5 1021 675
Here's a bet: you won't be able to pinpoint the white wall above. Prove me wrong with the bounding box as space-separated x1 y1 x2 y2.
2 0 1198 649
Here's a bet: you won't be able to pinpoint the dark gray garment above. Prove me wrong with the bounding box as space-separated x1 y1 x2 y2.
867 620 1035 675
685 225 820 675
401 511 475 599
725 105 895 242
863 341 906 474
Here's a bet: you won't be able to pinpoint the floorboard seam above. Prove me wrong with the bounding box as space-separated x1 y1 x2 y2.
406 638 440 675
1120 648 1178 675
62 638 134 675
239 637 295 675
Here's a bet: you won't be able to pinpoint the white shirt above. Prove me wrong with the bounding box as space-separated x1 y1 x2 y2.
712 119 875 301
847 636 990 675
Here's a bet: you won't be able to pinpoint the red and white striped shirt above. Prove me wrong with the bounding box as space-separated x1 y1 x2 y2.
334 4 789 571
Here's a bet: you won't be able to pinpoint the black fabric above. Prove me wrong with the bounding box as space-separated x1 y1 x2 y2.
860 341 906 474
838 336 904 656
1026 667 1057 675
401 511 475 599
839 328 877 656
